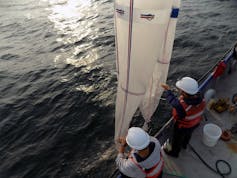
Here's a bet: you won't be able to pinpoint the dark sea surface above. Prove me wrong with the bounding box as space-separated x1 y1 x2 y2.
0 0 237 177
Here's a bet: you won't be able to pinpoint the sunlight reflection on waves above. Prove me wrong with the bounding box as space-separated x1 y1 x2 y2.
47 0 93 34
66 49 99 67
47 0 100 69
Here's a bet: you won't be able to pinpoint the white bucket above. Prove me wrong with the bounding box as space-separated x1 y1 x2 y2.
203 123 222 147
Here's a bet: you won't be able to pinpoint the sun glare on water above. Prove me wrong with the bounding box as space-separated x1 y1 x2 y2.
47 0 99 70
48 0 91 19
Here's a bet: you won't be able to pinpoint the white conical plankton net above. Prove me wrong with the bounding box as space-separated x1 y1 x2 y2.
114 0 181 140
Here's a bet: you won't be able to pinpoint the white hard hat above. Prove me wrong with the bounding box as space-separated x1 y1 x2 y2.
126 127 150 150
175 77 199 95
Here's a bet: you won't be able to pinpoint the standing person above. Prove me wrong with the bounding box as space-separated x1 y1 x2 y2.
161 77 206 158
116 127 164 178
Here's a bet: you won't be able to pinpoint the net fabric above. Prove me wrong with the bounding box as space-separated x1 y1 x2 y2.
115 0 181 140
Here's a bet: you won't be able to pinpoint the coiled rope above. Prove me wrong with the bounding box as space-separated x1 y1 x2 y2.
189 144 232 178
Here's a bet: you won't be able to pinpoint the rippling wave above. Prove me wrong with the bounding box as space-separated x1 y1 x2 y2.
0 0 237 177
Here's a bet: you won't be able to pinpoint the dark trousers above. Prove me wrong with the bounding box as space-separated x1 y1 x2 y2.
171 122 198 155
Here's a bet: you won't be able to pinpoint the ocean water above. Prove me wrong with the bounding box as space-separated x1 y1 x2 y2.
0 0 237 177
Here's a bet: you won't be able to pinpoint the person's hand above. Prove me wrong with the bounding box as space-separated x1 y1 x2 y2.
117 137 127 153
161 83 170 90
117 137 127 147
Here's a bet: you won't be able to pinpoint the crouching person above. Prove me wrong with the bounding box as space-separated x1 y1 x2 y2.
116 127 164 178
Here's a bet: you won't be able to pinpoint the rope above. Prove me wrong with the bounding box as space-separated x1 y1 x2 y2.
189 144 232 178
198 42 236 83
109 169 119 178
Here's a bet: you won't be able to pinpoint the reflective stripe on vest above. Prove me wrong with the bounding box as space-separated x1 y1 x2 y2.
130 153 164 178
173 98 205 128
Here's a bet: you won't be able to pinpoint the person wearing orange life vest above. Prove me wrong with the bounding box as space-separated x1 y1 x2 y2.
116 127 164 178
161 77 206 158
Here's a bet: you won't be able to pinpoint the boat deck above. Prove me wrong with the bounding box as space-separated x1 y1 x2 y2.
162 60 237 178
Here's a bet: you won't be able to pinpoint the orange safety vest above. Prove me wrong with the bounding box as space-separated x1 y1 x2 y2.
173 97 205 128
130 153 164 178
